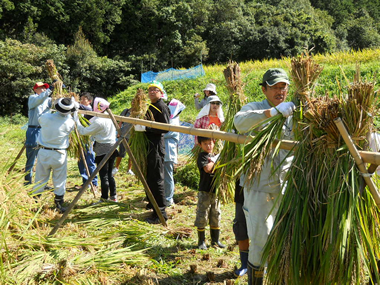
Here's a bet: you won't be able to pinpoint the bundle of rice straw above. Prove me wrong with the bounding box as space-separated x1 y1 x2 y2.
260 53 380 284
129 89 150 178
45 59 86 159
213 61 247 203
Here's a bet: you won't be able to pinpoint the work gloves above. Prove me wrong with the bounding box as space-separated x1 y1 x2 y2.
134 125 146 132
270 102 295 118
73 111 80 125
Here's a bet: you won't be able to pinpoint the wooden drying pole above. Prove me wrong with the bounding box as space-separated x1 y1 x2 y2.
79 109 380 165
7 144 26 174
74 126 97 198
334 118 380 206
106 108 167 227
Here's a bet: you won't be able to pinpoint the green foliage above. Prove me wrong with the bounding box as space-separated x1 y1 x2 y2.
66 28 134 97
0 37 68 117
174 161 199 190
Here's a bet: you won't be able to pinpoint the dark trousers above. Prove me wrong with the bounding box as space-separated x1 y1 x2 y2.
24 126 40 184
78 144 98 186
95 152 117 199
146 138 167 219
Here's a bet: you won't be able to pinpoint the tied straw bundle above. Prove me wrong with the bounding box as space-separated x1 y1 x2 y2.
213 61 247 203
129 89 150 178
45 59 88 160
261 53 380 284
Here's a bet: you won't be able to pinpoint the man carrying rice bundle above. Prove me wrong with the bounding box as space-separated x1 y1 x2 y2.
234 68 295 285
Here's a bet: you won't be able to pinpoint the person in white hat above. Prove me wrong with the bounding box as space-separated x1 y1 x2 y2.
24 81 54 185
74 98 118 203
194 83 217 110
32 97 77 213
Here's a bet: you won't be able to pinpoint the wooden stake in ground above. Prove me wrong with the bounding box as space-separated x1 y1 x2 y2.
106 108 167 227
74 126 97 198
334 117 380 206
7 144 26 174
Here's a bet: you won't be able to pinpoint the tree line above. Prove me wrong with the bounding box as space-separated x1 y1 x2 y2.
1 0 379 116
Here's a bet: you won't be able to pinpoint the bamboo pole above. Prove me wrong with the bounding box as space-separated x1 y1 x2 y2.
334 118 380 206
106 109 167 227
79 110 380 165
79 110 297 150
74 126 97 198
7 144 26 174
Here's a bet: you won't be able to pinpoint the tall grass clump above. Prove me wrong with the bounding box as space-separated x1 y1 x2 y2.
261 53 380 284
213 61 247 203
0 167 149 284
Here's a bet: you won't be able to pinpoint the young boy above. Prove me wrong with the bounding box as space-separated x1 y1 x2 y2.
75 92 98 190
195 136 225 250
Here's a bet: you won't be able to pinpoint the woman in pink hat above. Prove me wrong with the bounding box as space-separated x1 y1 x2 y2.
75 98 118 203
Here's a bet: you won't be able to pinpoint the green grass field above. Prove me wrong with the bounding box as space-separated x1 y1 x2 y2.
2 48 380 284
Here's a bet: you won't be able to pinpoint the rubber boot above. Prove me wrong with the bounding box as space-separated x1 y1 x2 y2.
54 194 67 213
234 250 248 277
197 228 207 250
210 228 226 248
247 262 264 285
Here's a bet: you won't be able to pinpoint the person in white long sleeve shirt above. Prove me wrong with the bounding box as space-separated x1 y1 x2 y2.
75 98 118 202
164 99 186 206
233 68 295 285
25 82 53 185
33 97 76 213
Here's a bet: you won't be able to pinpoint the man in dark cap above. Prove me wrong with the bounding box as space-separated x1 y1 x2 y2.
233 68 295 284
32 97 77 213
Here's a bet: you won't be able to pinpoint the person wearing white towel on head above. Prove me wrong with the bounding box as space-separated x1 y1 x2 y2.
32 97 77 213
194 95 224 145
164 99 186 207
74 98 118 203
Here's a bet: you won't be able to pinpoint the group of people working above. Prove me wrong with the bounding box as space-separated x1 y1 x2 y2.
24 67 294 284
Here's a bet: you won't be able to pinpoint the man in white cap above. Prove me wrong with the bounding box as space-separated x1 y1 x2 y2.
24 81 53 185
194 83 217 110
233 68 295 284
135 81 170 224
32 97 77 213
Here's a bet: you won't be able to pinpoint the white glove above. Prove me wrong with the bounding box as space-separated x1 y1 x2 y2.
74 101 80 110
270 102 295 118
73 111 80 124
210 153 220 163
134 124 146 132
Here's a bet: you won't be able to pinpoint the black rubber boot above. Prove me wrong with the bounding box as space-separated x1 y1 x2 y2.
247 262 264 285
210 228 226 248
197 228 207 250
234 250 249 277
54 194 67 213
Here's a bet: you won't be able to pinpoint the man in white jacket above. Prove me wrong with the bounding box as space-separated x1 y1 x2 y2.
233 68 295 285
32 97 76 213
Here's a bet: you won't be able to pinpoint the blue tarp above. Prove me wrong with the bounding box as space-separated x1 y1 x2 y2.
141 64 205 83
